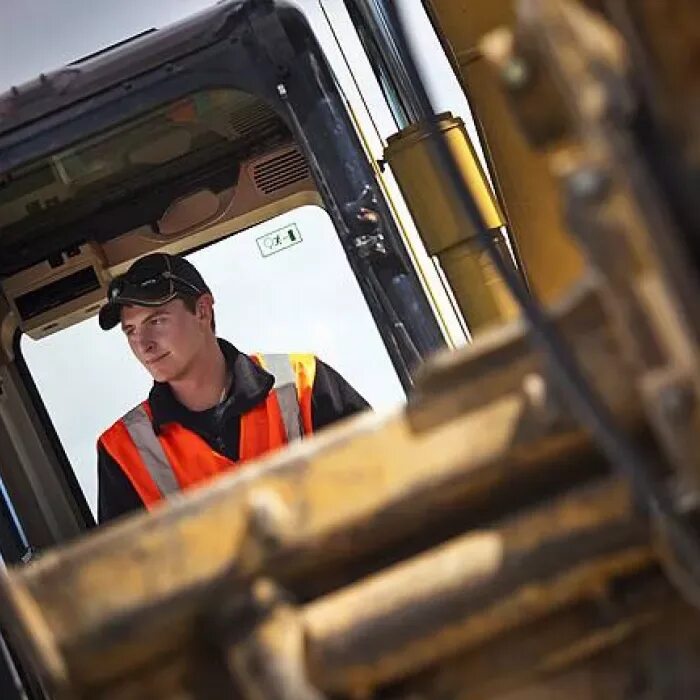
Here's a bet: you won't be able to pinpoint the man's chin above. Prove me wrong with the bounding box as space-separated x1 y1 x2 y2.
145 364 174 384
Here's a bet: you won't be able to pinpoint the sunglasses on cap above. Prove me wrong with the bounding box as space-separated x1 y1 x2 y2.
108 268 205 307
100 253 211 330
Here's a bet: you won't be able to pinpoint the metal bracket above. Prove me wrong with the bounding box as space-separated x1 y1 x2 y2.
344 185 388 260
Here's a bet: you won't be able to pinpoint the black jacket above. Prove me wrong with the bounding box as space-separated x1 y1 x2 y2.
97 340 369 523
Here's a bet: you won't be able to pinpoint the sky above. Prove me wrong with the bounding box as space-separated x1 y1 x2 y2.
0 0 483 516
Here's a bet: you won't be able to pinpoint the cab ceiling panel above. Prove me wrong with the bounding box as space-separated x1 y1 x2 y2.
0 88 294 276
0 0 304 277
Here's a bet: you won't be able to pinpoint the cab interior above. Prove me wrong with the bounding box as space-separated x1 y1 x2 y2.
0 86 340 555
0 88 318 338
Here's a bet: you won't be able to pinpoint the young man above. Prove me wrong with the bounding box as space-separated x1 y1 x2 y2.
97 252 369 523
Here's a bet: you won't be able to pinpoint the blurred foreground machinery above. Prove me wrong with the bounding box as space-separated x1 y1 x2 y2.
3 1 700 698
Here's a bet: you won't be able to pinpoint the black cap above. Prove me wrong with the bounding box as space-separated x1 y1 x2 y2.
99 253 210 330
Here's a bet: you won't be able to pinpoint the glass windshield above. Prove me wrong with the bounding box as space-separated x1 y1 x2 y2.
0 89 289 233
21 205 405 517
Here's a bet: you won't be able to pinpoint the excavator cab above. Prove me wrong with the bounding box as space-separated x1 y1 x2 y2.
0 0 452 557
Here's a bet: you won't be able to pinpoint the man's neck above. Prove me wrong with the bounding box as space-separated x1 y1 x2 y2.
169 339 229 412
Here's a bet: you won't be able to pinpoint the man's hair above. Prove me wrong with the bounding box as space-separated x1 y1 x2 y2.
181 294 216 333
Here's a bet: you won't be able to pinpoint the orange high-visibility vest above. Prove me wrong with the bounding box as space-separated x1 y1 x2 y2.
99 353 315 509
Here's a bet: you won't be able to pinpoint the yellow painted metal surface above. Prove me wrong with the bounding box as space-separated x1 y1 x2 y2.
426 0 586 304
385 113 518 331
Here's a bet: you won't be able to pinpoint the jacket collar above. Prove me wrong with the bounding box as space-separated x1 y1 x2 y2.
148 339 274 433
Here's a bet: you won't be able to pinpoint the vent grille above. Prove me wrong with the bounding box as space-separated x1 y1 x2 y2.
252 148 310 194
208 95 285 145
229 101 280 139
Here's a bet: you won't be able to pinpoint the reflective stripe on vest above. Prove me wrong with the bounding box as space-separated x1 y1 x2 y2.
121 403 180 498
99 353 315 509
258 353 302 442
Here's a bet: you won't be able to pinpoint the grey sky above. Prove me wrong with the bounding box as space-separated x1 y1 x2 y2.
0 0 220 89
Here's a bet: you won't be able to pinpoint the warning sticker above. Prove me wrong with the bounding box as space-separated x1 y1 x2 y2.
256 225 303 258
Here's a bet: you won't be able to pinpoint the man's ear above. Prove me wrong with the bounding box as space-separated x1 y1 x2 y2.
196 294 214 323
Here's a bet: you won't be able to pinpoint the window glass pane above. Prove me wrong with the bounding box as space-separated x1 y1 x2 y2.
0 89 288 234
0 477 29 565
21 205 404 516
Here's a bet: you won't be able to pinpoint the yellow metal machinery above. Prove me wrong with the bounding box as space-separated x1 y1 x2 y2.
384 112 518 332
3 1 700 698
426 0 587 305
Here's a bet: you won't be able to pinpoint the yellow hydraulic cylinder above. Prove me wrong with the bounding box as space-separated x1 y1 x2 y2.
425 0 585 304
384 112 518 333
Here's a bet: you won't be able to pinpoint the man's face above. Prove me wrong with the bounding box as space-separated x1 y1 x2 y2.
120 297 212 383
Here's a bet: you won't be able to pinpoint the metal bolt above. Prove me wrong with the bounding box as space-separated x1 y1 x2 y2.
501 56 530 90
567 166 610 202
251 577 280 608
522 372 562 429
356 207 380 225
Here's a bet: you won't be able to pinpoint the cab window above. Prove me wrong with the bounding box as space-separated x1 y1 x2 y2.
20 205 404 516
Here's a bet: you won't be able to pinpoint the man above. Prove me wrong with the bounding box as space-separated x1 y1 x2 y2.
97 252 369 523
